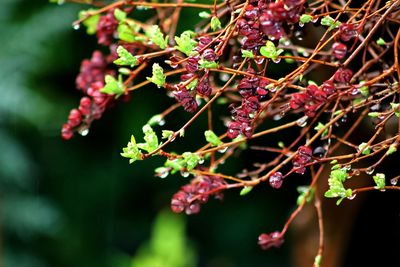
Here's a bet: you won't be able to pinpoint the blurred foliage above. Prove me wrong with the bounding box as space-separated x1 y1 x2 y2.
131 210 196 267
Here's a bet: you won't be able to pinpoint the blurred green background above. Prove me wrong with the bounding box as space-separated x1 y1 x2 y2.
1 1 400 267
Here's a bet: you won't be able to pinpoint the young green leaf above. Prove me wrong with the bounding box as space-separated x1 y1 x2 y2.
145 25 168 49
114 8 127 22
283 53 295 63
186 78 198 91
241 50 254 58
314 122 328 137
198 58 218 69
199 11 211 18
260 41 282 60
210 16 221 31
204 130 223 146
113 46 138 67
376 37 386 46
100 75 125 97
373 173 386 190
358 142 371 155
165 159 185 174
390 102 400 117
299 14 312 24
162 130 174 139
147 63 166 88
240 186 253 196
79 10 100 35
296 186 315 205
314 255 322 267
386 144 397 155
117 24 135 42
321 16 341 30
147 114 163 126
174 31 197 56
359 81 369 96
182 152 202 171
368 112 380 118
121 135 142 164
137 124 159 153
324 168 352 205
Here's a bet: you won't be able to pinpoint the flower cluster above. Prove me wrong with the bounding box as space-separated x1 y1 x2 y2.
338 23 358 42
171 175 227 215
96 9 118 46
184 36 218 73
334 68 353 83
290 83 335 117
258 231 284 250
269 172 284 189
173 89 198 113
227 76 268 139
237 0 305 50
61 51 114 139
292 145 313 175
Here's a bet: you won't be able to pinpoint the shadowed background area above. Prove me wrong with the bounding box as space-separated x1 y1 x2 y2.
0 1 399 267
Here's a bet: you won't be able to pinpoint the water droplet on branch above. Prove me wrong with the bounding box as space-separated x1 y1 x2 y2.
296 116 308 127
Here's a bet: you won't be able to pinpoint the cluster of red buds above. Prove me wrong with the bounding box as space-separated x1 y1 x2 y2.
171 175 227 215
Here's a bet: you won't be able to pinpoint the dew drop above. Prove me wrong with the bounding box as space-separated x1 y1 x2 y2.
340 115 347 123
158 119 166 126
294 31 303 41
255 57 265 64
218 147 228 153
313 146 326 158
198 158 205 164
73 23 80 30
170 62 178 69
159 172 168 179
269 87 277 93
272 58 281 64
78 127 89 136
180 171 190 178
350 88 359 95
372 145 382 152
219 73 230 82
301 51 310 57
347 194 357 200
296 116 308 127
299 22 305 27
352 169 360 176
366 167 375 175
390 178 398 185
344 165 352 171
311 17 319 23
370 104 380 111
273 114 283 121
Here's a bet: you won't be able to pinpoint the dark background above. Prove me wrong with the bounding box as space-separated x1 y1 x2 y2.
0 1 399 267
